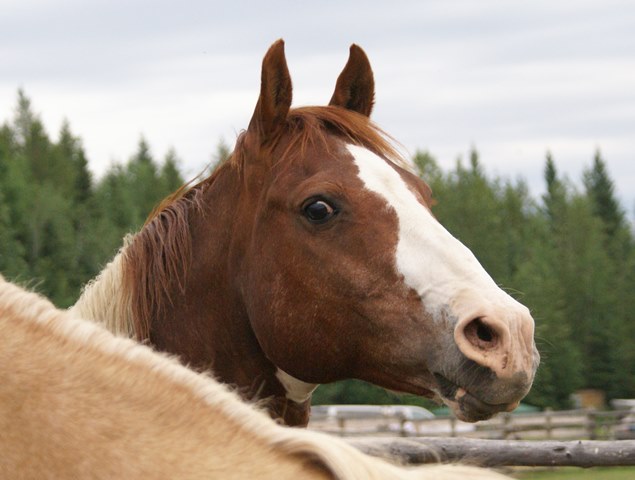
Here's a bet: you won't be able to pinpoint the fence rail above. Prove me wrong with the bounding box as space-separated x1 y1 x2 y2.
346 438 635 467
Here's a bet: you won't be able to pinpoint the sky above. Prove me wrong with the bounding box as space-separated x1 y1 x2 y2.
1 0 634 216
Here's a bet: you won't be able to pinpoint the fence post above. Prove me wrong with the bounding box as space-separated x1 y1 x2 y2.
545 407 553 439
337 417 346 435
450 415 457 438
587 409 596 440
502 412 512 439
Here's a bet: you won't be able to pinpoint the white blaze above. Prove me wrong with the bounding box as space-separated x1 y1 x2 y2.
348 144 510 319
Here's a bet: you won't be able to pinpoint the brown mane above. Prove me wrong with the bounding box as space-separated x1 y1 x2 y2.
123 106 426 341
122 174 213 340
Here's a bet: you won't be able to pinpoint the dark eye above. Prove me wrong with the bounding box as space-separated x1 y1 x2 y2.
303 199 337 224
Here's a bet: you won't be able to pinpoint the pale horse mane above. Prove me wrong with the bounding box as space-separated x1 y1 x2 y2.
70 236 136 337
0 274 509 479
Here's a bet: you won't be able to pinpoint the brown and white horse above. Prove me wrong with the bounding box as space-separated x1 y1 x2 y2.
0 276 510 480
72 40 539 426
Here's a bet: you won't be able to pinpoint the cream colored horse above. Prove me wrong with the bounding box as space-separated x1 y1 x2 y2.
0 275 509 479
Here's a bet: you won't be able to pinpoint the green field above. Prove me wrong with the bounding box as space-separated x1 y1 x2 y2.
515 467 635 479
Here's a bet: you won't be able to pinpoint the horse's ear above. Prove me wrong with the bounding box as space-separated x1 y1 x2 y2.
329 44 375 117
247 39 292 143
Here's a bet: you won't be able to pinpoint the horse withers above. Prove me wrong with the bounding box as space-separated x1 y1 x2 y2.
72 40 540 426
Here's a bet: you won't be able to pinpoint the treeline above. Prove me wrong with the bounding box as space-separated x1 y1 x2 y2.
1 92 634 409
0 91 185 307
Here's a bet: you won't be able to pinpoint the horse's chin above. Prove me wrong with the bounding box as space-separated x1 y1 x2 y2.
433 374 519 422
363 372 516 422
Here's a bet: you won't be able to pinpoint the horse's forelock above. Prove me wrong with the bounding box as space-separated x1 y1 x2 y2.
284 106 403 164
230 106 410 173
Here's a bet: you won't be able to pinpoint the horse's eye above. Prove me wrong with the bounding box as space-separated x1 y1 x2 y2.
303 200 337 224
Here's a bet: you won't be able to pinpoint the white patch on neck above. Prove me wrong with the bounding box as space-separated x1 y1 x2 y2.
275 369 318 404
70 241 135 337
348 144 505 317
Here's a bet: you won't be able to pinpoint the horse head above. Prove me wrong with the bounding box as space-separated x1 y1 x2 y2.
233 40 539 422
76 40 539 426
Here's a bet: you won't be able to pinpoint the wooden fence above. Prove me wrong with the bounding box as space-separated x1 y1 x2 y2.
309 408 629 441
309 408 635 467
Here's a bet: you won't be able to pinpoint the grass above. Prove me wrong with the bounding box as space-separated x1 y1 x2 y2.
514 466 635 479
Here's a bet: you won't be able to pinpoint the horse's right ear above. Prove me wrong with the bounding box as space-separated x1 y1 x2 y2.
247 39 292 144
329 44 375 117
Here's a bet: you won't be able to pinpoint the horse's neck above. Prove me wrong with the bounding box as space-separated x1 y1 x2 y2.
147 274 314 422
70 242 135 337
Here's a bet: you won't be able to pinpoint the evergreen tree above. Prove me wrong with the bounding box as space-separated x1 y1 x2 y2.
510 155 584 407
0 122 31 267
94 163 138 233
13 90 36 147
514 219 582 409
54 122 99 288
542 151 567 230
0 186 26 278
29 183 78 306
127 136 164 224
617 250 635 396
54 120 93 203
13 90 54 184
412 149 442 186
582 150 634 398
428 148 507 280
557 195 618 396
161 148 184 193
584 150 625 239
0 124 12 172
500 179 535 282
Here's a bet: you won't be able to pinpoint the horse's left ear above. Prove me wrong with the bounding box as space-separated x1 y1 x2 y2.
248 39 293 143
329 44 375 117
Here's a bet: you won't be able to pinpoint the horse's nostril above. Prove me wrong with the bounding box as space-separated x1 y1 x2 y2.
464 318 498 349
476 321 493 342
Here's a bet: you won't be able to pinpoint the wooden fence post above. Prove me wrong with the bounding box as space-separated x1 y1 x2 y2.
502 412 512 439
587 409 596 440
337 417 345 435
545 407 553 439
